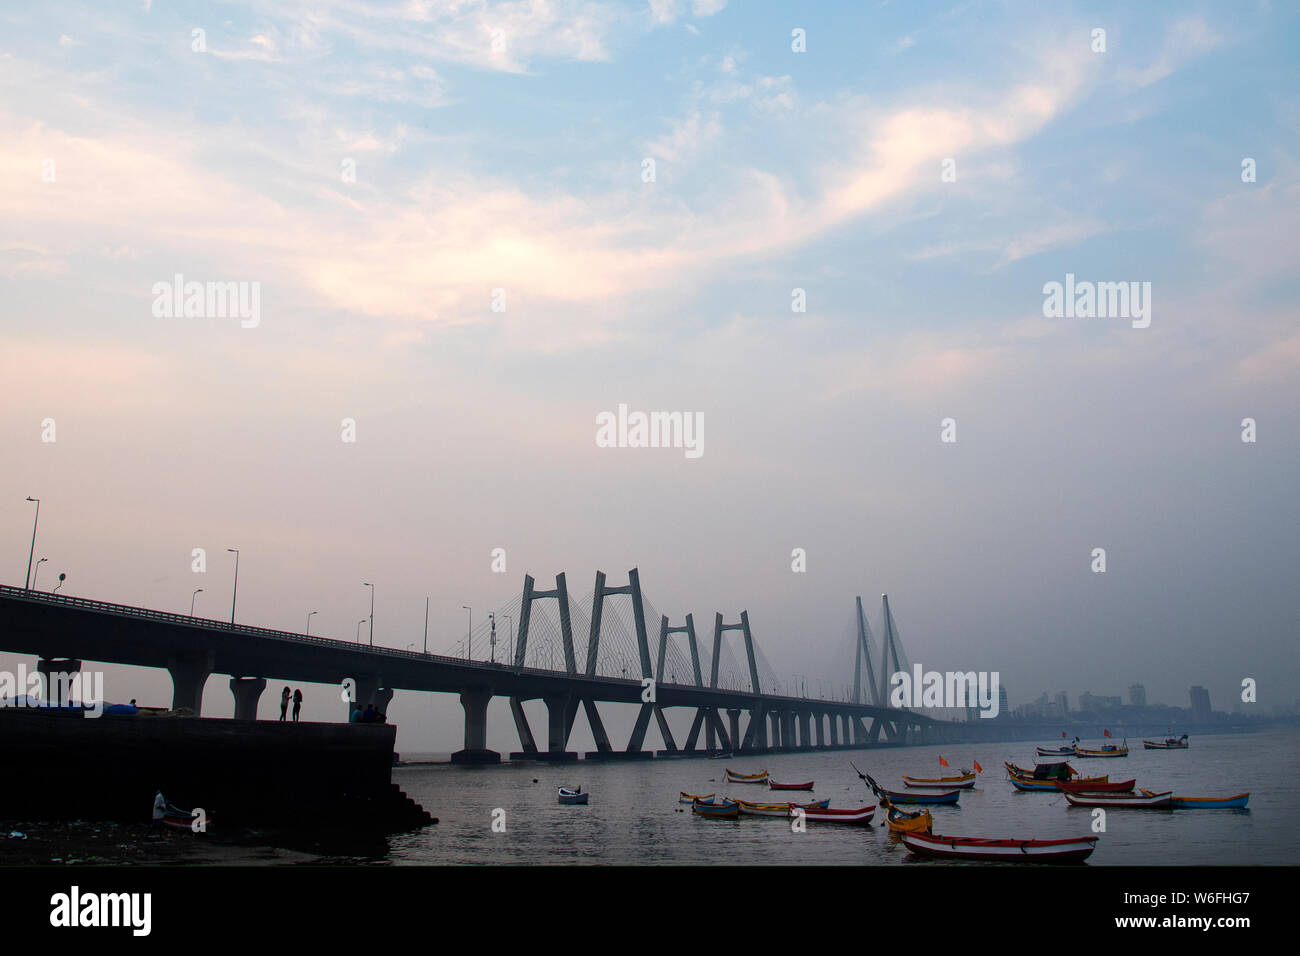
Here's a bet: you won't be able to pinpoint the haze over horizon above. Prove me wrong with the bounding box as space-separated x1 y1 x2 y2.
2 0 1297 752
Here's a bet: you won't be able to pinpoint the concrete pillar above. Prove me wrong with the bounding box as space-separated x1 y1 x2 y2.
372 687 394 717
750 709 767 750
37 658 81 706
830 714 840 746
451 690 500 764
545 696 574 756
166 651 214 715
781 711 795 750
768 712 780 748
815 711 825 748
726 708 742 752
798 711 812 749
228 677 266 720
705 713 717 753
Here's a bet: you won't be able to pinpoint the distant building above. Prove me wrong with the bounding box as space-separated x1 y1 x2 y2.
998 686 1009 718
1055 691 1069 715
1130 684 1146 707
1190 686 1212 722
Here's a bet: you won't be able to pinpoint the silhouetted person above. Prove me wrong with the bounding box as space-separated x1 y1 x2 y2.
362 704 376 723
292 688 303 723
279 686 290 721
150 789 166 835
350 705 362 723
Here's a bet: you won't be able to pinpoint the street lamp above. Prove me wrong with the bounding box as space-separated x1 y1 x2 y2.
33 557 48 589
23 497 39 590
488 612 496 664
52 572 66 593
191 588 204 616
356 619 366 642
226 549 239 624
306 610 317 635
462 606 471 660
363 582 374 646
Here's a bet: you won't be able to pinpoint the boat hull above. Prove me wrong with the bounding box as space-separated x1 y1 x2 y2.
1063 791 1172 809
768 780 815 791
724 769 770 784
1036 748 1076 757
877 788 961 805
737 798 828 817
1143 740 1189 750
902 831 1097 864
1054 778 1135 793
1141 790 1249 809
792 805 876 825
886 805 933 833
901 772 977 789
1073 747 1129 758
680 792 715 804
693 799 739 819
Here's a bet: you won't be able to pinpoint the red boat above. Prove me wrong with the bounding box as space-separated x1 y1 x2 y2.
1054 778 1136 793
789 805 876 825
901 831 1098 864
768 780 815 791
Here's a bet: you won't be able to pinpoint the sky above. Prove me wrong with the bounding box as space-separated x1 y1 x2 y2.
2 1 1298 752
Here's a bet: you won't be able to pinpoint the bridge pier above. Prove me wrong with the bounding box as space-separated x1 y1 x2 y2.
814 711 825 748
726 709 741 753
543 695 578 761
229 677 266 720
166 651 214 715
798 711 812 749
36 658 81 706
780 711 795 751
748 707 767 751
451 690 500 764
829 713 839 747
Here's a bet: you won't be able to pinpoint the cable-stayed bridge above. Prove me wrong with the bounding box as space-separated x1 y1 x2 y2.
0 569 960 762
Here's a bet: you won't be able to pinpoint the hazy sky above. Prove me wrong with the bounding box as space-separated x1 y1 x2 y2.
2 1 1297 751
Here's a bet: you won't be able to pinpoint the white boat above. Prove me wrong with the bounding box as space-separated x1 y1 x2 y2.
558 787 589 805
1062 790 1172 809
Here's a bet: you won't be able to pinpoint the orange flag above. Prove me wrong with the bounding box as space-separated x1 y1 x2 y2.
973 759 983 773
1061 731 1067 739
939 756 949 767
1103 728 1112 738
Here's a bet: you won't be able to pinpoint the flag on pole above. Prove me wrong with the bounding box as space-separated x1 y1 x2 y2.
1103 729 1112 738
973 759 982 773
939 756 949 767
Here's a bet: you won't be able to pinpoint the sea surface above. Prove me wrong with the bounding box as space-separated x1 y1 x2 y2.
380 728 1296 865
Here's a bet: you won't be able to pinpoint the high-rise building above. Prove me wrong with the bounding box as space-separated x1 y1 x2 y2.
1190 686 1212 722
998 686 1009 718
1130 683 1147 707
1055 691 1069 715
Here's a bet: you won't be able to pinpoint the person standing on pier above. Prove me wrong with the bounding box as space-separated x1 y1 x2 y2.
292 688 303 723
150 789 166 835
279 686 290 721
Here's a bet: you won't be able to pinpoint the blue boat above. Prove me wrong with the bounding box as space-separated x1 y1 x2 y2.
1141 789 1250 809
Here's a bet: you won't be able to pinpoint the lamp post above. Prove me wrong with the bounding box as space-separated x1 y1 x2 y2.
363 582 374 646
462 606 471 660
356 619 366 643
306 610 317 635
423 596 429 654
52 572 65 593
33 557 47 589
226 549 239 624
23 497 39 590
488 612 496 664
191 588 203 616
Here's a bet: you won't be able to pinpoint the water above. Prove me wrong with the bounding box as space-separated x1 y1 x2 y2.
381 728 1297 865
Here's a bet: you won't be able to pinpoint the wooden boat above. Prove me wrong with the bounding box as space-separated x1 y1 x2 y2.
791 805 877 825
725 768 770 784
162 808 210 832
1036 746 1076 757
1072 743 1128 758
1143 735 1189 750
1008 769 1107 788
1063 790 1172 809
693 797 739 819
1054 778 1135 793
1004 761 1078 780
558 787 589 805
768 779 815 791
901 831 1098 864
856 766 960 805
679 792 714 804
883 800 933 833
901 771 977 789
1140 790 1249 809
1011 777 1063 792
736 798 829 817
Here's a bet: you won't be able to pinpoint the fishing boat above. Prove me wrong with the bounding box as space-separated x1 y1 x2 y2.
725 768 770 784
1004 761 1078 780
1010 776 1063 793
791 805 877 825
1062 790 1172 809
693 797 739 819
1036 746 1077 757
1143 735 1189 750
855 765 961 805
1140 790 1249 809
162 807 210 832
1072 743 1129 758
736 798 829 817
883 800 933 833
558 787 589 805
901 831 1098 864
679 792 714 804
901 771 977 789
768 779 815 791
1054 778 1136 793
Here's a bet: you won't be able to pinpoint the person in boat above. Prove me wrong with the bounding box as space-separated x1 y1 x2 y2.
292 688 303 723
150 789 167 835
279 686 290 722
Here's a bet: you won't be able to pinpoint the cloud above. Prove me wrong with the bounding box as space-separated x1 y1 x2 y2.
1116 16 1223 89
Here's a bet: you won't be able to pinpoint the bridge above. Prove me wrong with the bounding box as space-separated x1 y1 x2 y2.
0 570 955 762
